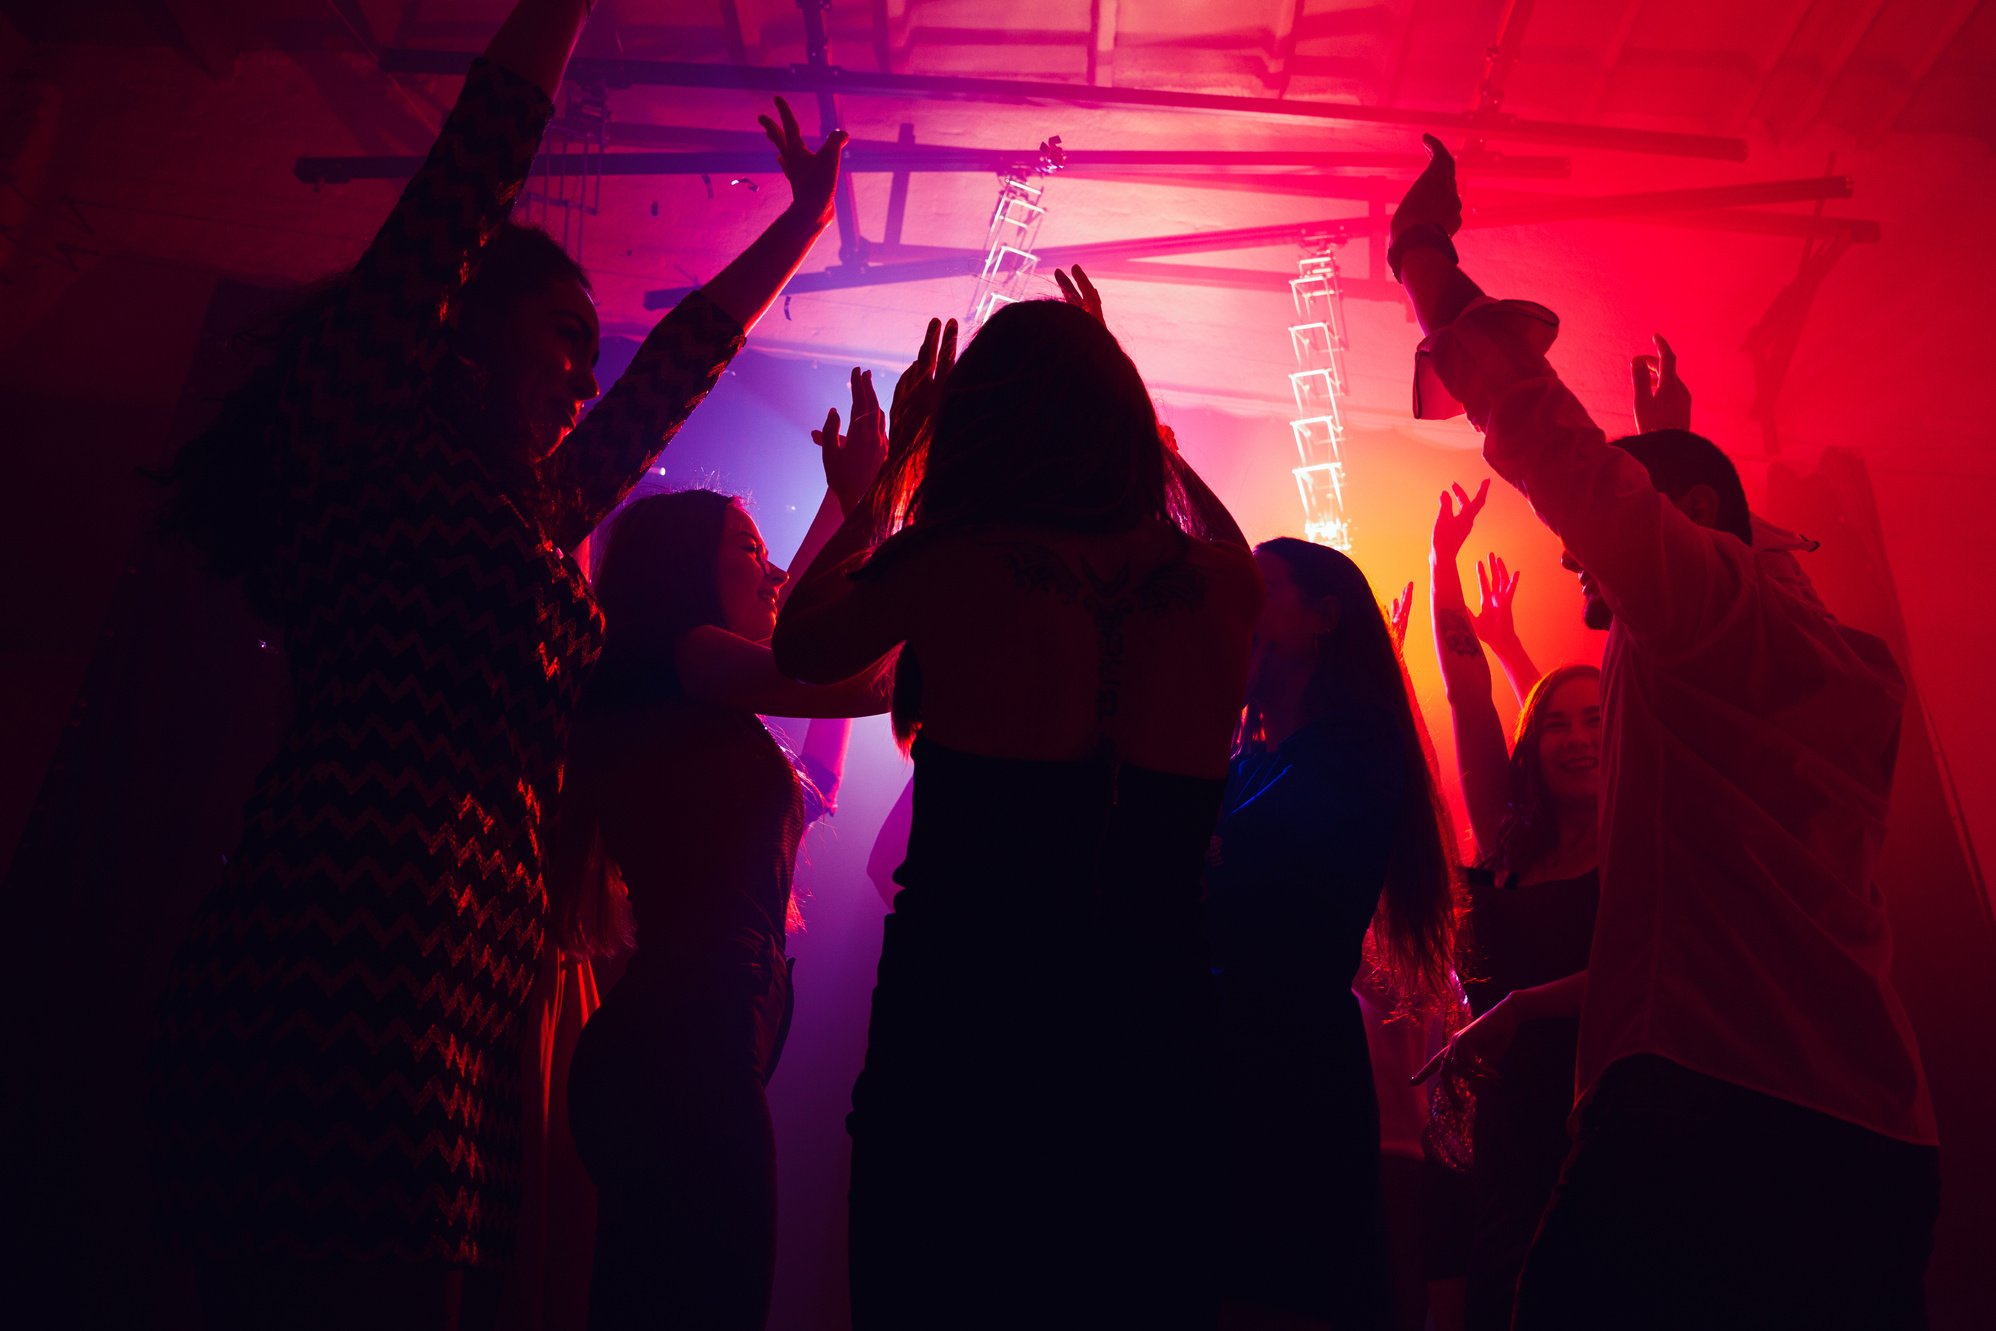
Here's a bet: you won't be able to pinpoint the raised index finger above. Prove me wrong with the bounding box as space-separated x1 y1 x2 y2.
1072 263 1100 307
853 367 882 417
937 318 960 375
774 96 804 150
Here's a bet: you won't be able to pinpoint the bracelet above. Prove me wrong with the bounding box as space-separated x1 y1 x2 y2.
1387 222 1459 284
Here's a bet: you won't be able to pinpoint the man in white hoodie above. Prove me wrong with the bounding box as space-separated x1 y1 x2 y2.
1390 136 1939 1330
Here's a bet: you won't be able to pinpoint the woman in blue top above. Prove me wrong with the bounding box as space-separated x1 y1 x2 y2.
1207 538 1459 1331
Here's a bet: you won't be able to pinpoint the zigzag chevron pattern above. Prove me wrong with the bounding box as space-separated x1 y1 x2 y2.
152 56 746 1268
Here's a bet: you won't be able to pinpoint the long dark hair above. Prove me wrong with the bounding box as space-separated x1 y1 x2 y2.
1242 538 1460 1009
153 222 589 622
861 300 1201 745
586 489 736 705
547 489 738 957
874 299 1170 540
1486 663 1601 878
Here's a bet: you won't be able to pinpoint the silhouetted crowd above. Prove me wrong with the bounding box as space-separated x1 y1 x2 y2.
141 4 1939 1329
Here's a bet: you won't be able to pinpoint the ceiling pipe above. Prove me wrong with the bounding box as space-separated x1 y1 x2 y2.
295 144 1574 185
373 48 1750 161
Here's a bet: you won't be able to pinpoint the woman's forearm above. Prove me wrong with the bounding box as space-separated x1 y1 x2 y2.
1488 635 1542 709
1431 552 1509 855
799 717 854 807
778 490 846 613
1509 969 1587 1021
702 206 832 334
484 0 592 101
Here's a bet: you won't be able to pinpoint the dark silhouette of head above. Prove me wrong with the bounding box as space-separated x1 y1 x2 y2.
902 299 1169 534
1563 428 1752 630
587 489 737 703
862 300 1176 747
158 221 594 621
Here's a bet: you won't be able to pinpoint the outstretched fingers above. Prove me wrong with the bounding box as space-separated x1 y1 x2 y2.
1450 477 1490 520
774 95 805 154
936 317 959 376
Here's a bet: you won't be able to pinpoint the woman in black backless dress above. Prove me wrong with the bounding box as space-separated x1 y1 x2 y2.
774 286 1262 1330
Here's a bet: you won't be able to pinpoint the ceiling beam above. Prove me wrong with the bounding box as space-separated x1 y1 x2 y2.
795 0 865 268
296 143 1578 184
1087 0 1118 87
1782 0 1893 138
1269 0 1304 99
1842 0 1981 140
1580 0 1646 119
1749 0 1892 140
640 176 1875 308
374 47 1750 159
1475 0 1541 114
716 0 748 67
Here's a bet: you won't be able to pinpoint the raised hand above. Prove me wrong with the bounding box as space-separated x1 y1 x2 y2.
1393 133 1462 241
1054 265 1105 324
813 367 889 514
1631 333 1692 434
889 316 958 456
759 95 848 228
1431 479 1490 564
1471 552 1523 648
1388 581 1415 652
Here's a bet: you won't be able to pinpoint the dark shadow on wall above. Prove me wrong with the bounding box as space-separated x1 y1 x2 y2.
1769 451 1996 1331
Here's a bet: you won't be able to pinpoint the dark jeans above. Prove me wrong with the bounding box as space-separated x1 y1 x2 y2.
1513 1055 1940 1331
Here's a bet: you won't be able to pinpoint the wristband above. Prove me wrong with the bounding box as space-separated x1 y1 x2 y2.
1388 222 1459 284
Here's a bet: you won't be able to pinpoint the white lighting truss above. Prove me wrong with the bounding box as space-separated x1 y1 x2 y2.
964 138 1065 334
1285 245 1354 550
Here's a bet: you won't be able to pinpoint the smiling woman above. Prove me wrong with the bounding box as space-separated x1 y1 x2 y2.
545 374 892 1330
1422 472 1601 1331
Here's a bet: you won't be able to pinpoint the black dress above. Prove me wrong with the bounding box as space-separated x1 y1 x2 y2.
1204 705 1404 1327
565 698 828 1331
847 738 1224 1331
1458 867 1599 1331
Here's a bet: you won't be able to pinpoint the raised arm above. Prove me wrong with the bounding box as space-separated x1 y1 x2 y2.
773 319 954 684
279 0 586 464
540 96 847 547
1392 136 1484 337
781 368 889 613
1470 553 1541 707
1392 143 1755 653
1429 480 1512 858
867 778 915 906
678 367 893 718
677 628 890 718
484 0 591 99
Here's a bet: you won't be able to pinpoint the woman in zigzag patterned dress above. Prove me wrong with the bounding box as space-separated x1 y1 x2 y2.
148 2 847 1323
